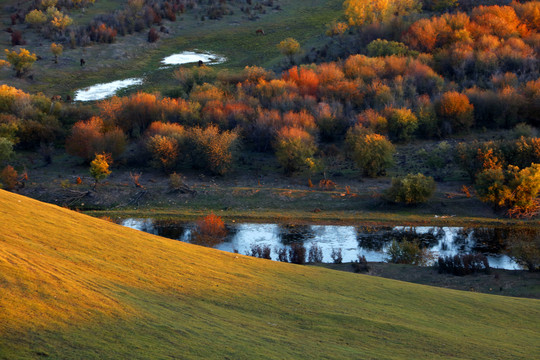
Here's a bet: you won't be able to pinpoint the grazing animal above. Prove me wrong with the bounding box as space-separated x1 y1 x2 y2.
80 58 86 66
66 95 72 102
10 14 17 26
198 60 204 67
255 28 265 35
51 95 62 102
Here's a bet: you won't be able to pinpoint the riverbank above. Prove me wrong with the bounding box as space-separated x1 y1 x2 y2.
313 262 540 299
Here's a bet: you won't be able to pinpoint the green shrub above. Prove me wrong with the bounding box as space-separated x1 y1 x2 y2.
387 108 419 142
346 125 395 177
0 137 14 165
386 240 433 265
274 126 317 175
385 173 436 204
367 39 415 57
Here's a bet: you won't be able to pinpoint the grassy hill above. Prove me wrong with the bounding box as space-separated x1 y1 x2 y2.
0 189 539 359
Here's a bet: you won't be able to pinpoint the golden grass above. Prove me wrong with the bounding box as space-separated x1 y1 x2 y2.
1 190 539 359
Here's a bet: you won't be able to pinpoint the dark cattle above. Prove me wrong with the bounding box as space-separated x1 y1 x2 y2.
255 29 265 35
80 58 86 66
66 95 72 102
10 14 17 26
198 60 204 67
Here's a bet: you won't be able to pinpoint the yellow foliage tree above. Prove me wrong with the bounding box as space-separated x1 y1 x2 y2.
25 9 47 26
326 20 349 37
50 43 63 63
90 153 112 190
277 38 301 65
41 0 58 8
4 48 37 77
47 6 73 31
344 0 420 26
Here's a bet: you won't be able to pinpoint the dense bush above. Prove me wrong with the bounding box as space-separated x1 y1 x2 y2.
274 126 317 175
435 91 474 135
0 138 14 165
386 240 434 265
66 117 126 162
346 125 395 177
146 135 179 172
386 108 419 142
186 126 239 175
351 255 370 273
385 173 436 205
475 164 540 218
0 165 18 190
367 39 414 57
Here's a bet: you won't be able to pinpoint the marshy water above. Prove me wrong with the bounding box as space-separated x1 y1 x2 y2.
121 219 525 270
74 50 225 101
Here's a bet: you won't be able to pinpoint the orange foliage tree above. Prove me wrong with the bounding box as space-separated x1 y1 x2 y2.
192 213 227 247
66 117 126 162
435 91 474 134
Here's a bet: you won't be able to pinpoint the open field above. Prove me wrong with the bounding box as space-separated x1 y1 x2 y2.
0 0 343 96
0 189 539 359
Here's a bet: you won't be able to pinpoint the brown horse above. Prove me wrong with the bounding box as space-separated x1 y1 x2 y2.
255 29 265 36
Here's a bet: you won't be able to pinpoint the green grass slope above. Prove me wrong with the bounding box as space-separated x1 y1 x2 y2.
0 190 539 359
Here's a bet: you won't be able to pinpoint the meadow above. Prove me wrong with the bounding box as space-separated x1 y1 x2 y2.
1 189 539 359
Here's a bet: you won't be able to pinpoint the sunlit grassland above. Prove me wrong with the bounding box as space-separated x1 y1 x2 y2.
0 189 539 359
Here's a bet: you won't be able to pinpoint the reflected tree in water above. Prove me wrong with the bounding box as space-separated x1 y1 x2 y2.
506 227 540 272
191 213 227 247
278 224 315 244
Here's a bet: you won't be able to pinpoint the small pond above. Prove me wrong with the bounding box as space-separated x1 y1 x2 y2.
74 78 143 101
120 219 524 270
74 50 226 101
161 50 226 66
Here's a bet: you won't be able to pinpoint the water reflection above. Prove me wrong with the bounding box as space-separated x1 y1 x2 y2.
120 219 524 270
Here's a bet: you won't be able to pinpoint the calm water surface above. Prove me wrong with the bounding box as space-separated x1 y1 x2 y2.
121 219 522 270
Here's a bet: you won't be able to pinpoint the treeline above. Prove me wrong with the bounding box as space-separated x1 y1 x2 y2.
317 1 539 84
